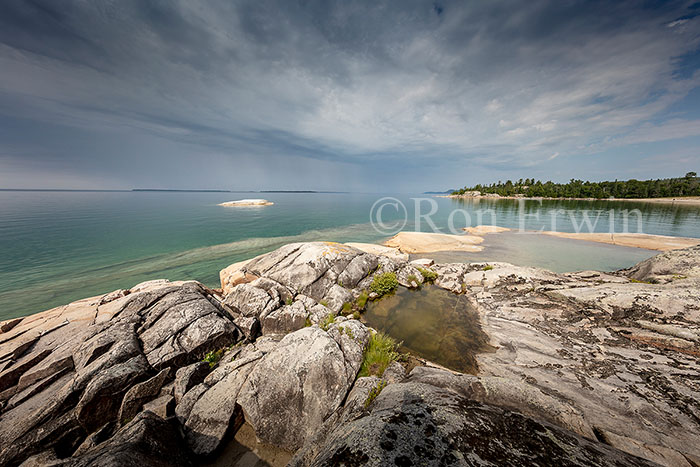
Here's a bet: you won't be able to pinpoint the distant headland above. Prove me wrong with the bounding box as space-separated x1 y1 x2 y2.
448 173 700 204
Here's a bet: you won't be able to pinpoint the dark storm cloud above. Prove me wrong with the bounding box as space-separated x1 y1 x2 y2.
0 0 699 190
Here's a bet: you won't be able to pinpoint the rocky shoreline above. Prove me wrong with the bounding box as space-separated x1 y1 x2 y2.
1 242 699 465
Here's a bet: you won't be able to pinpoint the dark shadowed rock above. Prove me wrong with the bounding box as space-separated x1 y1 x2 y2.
142 395 174 419
230 314 260 341
298 382 657 467
118 368 171 424
76 354 151 432
67 411 192 466
0 280 244 466
173 362 210 404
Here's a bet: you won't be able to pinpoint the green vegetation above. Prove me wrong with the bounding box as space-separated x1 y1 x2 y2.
355 290 369 309
352 311 361 320
359 332 401 377
407 274 419 285
320 300 329 307
369 272 399 296
417 267 438 283
320 313 336 331
342 302 353 314
364 380 387 409
203 348 225 368
285 297 293 305
483 265 494 271
452 173 700 199
629 278 658 284
338 326 356 340
305 317 312 327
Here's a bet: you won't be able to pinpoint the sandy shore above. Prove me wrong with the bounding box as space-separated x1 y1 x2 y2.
219 199 274 206
384 231 484 253
608 196 700 206
539 231 700 251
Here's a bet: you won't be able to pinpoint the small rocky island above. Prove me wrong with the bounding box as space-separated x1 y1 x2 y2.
1 242 699 466
218 199 274 207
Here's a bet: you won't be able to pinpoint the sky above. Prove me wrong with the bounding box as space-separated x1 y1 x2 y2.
1 0 700 192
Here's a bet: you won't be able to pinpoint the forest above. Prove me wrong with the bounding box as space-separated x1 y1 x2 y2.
452 172 700 199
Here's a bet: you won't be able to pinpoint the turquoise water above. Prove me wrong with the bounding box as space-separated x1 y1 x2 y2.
1 191 699 320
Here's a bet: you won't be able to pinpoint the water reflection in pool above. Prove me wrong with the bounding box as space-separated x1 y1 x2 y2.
363 285 493 374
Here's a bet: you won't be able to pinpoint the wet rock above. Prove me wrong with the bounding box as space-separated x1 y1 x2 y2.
0 317 23 333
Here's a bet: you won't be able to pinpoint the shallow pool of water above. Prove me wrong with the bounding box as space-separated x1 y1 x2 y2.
363 285 492 373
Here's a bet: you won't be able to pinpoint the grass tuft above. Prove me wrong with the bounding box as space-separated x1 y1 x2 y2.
359 332 400 377
417 267 438 282
364 380 387 409
369 272 398 296
320 313 336 331
203 348 225 368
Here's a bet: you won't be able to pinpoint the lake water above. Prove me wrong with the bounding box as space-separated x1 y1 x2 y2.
1 191 699 320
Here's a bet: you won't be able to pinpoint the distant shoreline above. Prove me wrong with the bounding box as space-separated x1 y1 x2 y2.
441 194 700 206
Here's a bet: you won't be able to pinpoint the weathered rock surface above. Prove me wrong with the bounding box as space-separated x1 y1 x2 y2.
3 242 700 466
67 411 192 466
237 322 370 451
295 381 657 467
425 247 700 466
622 244 700 282
0 280 242 466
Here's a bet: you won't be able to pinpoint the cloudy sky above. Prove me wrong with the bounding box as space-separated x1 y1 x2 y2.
1 0 700 191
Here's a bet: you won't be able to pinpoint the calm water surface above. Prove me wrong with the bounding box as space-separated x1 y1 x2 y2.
363 286 493 373
1 191 699 319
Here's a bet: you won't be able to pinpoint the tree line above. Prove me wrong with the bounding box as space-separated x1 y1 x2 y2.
452 172 699 199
